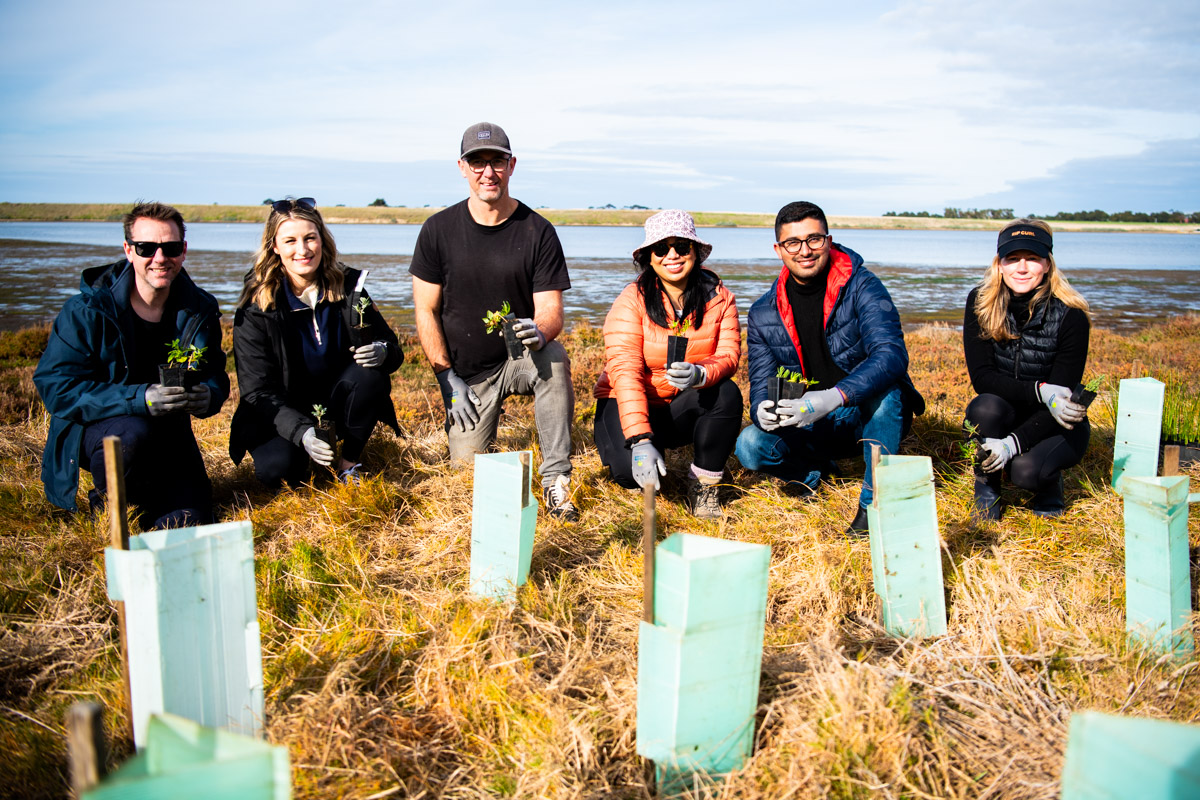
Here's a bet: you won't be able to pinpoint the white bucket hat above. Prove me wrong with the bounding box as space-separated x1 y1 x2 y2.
632 209 712 266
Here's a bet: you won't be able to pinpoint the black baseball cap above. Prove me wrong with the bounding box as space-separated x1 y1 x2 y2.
460 122 512 159
997 224 1052 259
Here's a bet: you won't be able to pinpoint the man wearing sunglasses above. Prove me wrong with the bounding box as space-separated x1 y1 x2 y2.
735 201 925 536
34 201 230 529
410 121 578 521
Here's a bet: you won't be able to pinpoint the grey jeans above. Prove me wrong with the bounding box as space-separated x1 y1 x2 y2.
447 340 574 486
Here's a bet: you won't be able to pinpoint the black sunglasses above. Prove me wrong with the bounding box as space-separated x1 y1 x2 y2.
126 240 185 258
272 197 316 214
650 239 693 257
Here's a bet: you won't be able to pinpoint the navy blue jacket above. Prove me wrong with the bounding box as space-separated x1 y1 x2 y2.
33 260 229 511
745 243 924 427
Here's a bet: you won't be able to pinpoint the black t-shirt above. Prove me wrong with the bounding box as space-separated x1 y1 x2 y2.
129 313 174 385
409 200 570 382
785 272 846 390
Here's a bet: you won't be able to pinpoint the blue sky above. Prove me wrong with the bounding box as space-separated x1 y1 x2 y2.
1 0 1197 216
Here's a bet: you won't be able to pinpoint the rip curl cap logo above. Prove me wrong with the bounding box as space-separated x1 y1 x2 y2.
996 224 1052 259
1013 230 1035 237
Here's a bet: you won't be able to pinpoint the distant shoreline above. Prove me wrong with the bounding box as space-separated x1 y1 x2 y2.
1 202 1196 234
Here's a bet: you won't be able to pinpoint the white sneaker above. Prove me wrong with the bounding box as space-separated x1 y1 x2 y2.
542 474 579 521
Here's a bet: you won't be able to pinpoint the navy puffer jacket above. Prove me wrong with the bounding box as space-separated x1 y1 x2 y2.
745 243 924 426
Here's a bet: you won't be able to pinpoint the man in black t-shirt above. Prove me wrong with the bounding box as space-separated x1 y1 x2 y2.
410 122 578 521
34 202 230 528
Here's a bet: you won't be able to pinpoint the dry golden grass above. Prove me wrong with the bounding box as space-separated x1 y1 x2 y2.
2 317 1200 798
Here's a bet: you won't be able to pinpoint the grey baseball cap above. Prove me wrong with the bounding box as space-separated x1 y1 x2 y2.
460 122 512 159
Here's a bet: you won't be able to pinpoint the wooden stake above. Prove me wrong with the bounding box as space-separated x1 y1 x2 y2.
643 484 656 624
870 443 882 509
1163 444 1180 477
519 451 531 508
1131 359 1144 379
103 436 134 743
67 701 106 797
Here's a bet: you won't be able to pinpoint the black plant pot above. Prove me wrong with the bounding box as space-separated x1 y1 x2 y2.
314 420 336 448
349 322 374 348
767 377 808 405
666 335 688 367
1070 384 1098 408
502 314 524 360
158 364 185 388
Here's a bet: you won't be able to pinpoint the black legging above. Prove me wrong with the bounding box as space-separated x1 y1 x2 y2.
965 393 1089 491
594 378 744 489
250 362 391 486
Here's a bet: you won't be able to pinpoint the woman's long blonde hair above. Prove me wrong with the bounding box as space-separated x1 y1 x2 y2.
238 199 344 311
973 218 1089 341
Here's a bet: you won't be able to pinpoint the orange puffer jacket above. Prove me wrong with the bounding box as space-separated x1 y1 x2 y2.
593 274 741 440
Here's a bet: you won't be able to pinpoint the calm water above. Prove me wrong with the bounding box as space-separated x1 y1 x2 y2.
2 221 1198 332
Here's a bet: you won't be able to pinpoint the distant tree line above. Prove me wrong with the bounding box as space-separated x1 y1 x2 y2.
885 208 1199 223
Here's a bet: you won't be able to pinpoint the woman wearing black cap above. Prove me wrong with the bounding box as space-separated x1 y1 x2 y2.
962 218 1091 520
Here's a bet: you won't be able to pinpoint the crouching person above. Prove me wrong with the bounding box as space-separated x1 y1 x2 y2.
593 210 742 518
229 198 403 487
735 201 924 536
34 202 229 529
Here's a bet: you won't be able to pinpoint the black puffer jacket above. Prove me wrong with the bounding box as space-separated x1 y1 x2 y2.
229 266 402 463
963 287 1089 450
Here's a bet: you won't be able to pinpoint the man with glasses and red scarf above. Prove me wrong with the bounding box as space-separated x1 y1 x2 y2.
410 122 578 521
735 201 924 536
34 201 229 529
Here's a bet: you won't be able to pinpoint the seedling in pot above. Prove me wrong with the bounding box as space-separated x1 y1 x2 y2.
768 366 817 404
159 339 207 389
311 403 336 447
1070 374 1106 408
484 301 524 359
665 316 692 366
350 295 375 347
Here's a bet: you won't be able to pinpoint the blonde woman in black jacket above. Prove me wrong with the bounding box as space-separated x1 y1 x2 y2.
963 219 1090 520
230 198 403 486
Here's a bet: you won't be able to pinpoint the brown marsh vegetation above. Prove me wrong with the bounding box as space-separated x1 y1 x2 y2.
2 316 1200 798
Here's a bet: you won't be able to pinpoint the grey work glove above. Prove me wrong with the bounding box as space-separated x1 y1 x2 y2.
145 384 188 417
665 362 706 391
777 387 844 428
631 440 667 491
755 399 781 431
512 318 545 351
1038 382 1086 429
435 368 480 432
301 426 335 467
979 435 1019 473
185 384 211 415
353 341 387 368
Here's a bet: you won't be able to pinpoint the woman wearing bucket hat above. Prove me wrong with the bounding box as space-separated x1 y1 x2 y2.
963 218 1092 521
592 209 743 517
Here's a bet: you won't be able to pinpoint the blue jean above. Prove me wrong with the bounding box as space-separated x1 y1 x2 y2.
735 385 906 508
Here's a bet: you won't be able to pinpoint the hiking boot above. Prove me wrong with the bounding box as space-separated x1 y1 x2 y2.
1029 475 1065 517
687 477 723 519
971 475 1003 522
543 474 579 522
338 463 365 486
845 505 870 537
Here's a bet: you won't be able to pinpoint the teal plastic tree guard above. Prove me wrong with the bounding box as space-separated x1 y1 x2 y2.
1061 711 1200 799
105 520 264 748
1123 475 1193 656
82 713 290 800
1112 377 1165 489
636 533 770 791
470 451 536 602
866 454 947 637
